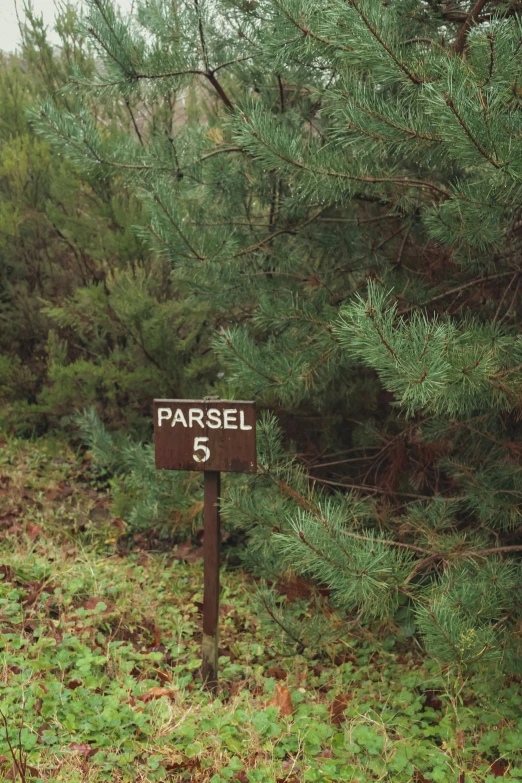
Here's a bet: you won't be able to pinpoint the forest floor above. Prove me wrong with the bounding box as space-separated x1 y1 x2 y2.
0 432 521 783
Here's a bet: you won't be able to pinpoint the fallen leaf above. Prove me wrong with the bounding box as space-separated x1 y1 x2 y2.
37 722 50 743
4 765 39 780
329 692 351 725
69 742 96 759
165 757 201 772
138 687 176 703
490 760 509 777
153 668 173 684
173 538 204 562
83 597 114 612
23 582 44 607
58 481 74 498
275 576 312 602
423 690 443 711
26 524 41 539
272 683 293 716
266 665 287 680
333 651 357 666
312 663 328 677
0 564 15 582
66 679 82 690
317 748 333 759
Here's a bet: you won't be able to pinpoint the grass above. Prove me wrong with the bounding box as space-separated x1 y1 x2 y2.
0 432 521 782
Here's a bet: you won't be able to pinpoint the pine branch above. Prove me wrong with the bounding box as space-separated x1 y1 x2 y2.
444 95 503 168
347 0 426 85
399 269 519 313
454 0 491 54
245 125 451 198
205 71 234 110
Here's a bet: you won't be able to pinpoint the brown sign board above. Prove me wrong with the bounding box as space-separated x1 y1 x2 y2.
153 399 256 473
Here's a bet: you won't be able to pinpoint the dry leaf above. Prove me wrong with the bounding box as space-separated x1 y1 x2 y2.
138 687 176 703
266 665 287 680
69 742 96 759
329 692 351 725
83 597 113 612
153 668 173 684
490 760 509 777
423 690 443 711
272 682 293 716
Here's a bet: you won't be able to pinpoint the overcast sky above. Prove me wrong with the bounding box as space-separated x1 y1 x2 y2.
0 0 133 53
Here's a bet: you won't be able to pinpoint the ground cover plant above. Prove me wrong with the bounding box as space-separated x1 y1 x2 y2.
1 433 522 783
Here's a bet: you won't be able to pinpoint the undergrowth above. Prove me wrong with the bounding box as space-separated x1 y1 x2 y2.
0 433 521 782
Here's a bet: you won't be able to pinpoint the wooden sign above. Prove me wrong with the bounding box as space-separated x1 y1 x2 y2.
153 398 256 691
153 399 256 473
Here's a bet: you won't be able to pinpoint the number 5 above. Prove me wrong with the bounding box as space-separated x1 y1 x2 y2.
193 436 210 463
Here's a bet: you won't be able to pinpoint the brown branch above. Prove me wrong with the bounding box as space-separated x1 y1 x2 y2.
474 544 522 555
308 475 438 499
399 269 518 313
124 97 144 146
200 146 244 161
205 71 234 110
366 305 400 360
454 0 490 54
233 209 324 258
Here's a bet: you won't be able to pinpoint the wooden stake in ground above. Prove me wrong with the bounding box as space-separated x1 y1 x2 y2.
153 399 256 690
202 470 220 689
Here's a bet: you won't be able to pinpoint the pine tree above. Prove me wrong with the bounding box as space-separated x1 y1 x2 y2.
34 0 522 671
0 6 215 433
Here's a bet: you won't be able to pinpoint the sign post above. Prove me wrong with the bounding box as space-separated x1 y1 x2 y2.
153 399 256 690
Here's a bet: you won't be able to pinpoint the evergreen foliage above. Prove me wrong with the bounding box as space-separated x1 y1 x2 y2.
0 8 215 433
32 0 522 670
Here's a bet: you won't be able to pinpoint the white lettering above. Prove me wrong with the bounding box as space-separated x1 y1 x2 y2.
171 409 188 427
239 411 252 431
189 408 204 428
207 408 222 429
193 437 210 462
223 409 238 429
157 407 172 427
